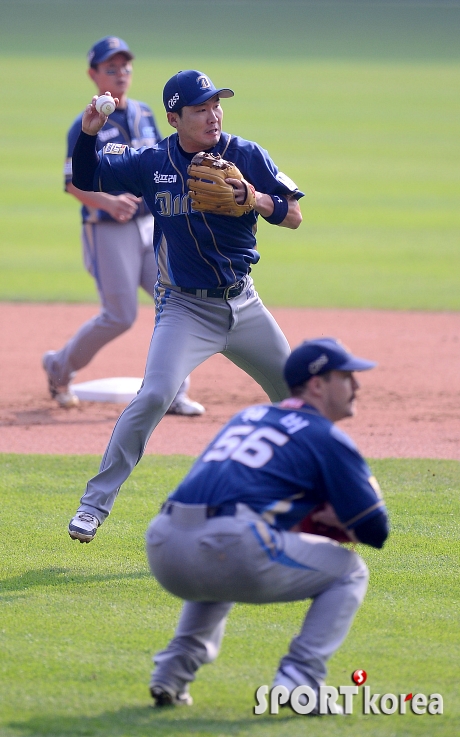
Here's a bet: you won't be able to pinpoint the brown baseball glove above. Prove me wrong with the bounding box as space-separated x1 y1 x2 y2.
296 502 355 543
187 152 256 217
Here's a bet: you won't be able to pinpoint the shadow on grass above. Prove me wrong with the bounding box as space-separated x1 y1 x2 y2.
0 567 150 595
6 704 293 737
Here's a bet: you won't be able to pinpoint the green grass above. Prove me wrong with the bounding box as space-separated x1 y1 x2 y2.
2 0 460 62
1 454 459 736
0 1 459 308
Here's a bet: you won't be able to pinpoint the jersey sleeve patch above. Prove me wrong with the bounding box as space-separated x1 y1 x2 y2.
103 143 128 155
330 424 358 452
64 158 72 177
276 171 299 192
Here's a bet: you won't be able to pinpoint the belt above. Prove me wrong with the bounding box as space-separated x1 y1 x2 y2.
161 501 237 518
178 278 246 300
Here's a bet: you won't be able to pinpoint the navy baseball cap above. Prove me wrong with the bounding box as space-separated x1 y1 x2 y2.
87 36 134 67
163 70 234 112
284 337 376 388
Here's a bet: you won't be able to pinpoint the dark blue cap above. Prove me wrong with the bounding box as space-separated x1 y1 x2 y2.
284 337 376 388
163 70 234 112
87 36 134 67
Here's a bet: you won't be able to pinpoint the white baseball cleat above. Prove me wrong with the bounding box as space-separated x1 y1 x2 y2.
42 351 80 409
272 665 344 716
166 396 205 416
68 512 99 543
150 683 193 707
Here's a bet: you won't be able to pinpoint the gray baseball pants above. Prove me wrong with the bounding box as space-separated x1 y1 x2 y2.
46 216 190 401
146 503 369 692
77 278 291 523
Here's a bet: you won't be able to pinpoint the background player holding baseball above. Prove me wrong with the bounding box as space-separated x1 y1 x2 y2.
68 69 303 543
42 36 204 417
146 337 389 708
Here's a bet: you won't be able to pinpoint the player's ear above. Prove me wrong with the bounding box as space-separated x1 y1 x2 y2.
167 112 179 129
88 67 97 84
307 375 325 398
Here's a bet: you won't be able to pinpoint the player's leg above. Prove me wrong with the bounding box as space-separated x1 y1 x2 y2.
138 222 205 417
69 291 230 537
223 279 291 401
150 601 234 706
146 505 368 700
43 221 143 400
271 531 369 692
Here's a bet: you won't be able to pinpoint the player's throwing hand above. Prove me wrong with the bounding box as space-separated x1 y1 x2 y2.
82 92 119 136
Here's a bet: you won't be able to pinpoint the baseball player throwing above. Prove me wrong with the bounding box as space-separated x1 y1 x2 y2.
68 69 303 543
43 37 204 416
146 338 389 708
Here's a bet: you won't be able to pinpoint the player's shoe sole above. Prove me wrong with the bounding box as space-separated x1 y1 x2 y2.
68 512 99 543
150 684 193 707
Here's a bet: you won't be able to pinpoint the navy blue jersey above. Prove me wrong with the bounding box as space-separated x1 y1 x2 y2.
169 398 385 532
92 132 304 288
65 99 161 223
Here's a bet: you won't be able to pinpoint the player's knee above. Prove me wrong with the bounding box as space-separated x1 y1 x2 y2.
344 553 369 602
101 304 137 335
139 385 174 415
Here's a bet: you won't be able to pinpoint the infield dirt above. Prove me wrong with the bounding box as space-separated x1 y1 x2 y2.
1 303 459 459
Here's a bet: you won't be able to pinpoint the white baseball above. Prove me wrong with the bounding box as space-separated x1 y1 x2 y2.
95 94 116 116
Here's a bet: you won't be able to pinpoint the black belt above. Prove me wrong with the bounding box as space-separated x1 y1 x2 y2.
161 501 237 518
179 278 246 300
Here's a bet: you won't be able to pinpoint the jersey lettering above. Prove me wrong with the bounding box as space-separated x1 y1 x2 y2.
202 425 289 469
280 412 310 435
231 427 289 468
155 191 190 217
156 191 171 216
240 407 270 423
203 426 253 462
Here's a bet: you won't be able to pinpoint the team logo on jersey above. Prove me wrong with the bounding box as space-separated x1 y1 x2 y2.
103 143 128 155
196 74 211 90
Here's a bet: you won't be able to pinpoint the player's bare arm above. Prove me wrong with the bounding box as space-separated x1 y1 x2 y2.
66 183 141 223
226 178 302 229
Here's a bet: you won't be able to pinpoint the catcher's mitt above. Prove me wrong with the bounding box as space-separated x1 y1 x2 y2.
187 152 256 217
297 502 354 543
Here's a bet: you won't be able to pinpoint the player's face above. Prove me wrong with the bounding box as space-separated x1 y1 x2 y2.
320 370 360 422
89 53 133 100
170 95 223 152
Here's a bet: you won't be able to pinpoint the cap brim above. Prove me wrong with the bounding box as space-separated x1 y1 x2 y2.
339 358 376 372
98 50 134 64
187 88 234 106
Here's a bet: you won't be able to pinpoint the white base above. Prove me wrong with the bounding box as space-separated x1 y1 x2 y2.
71 377 143 403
